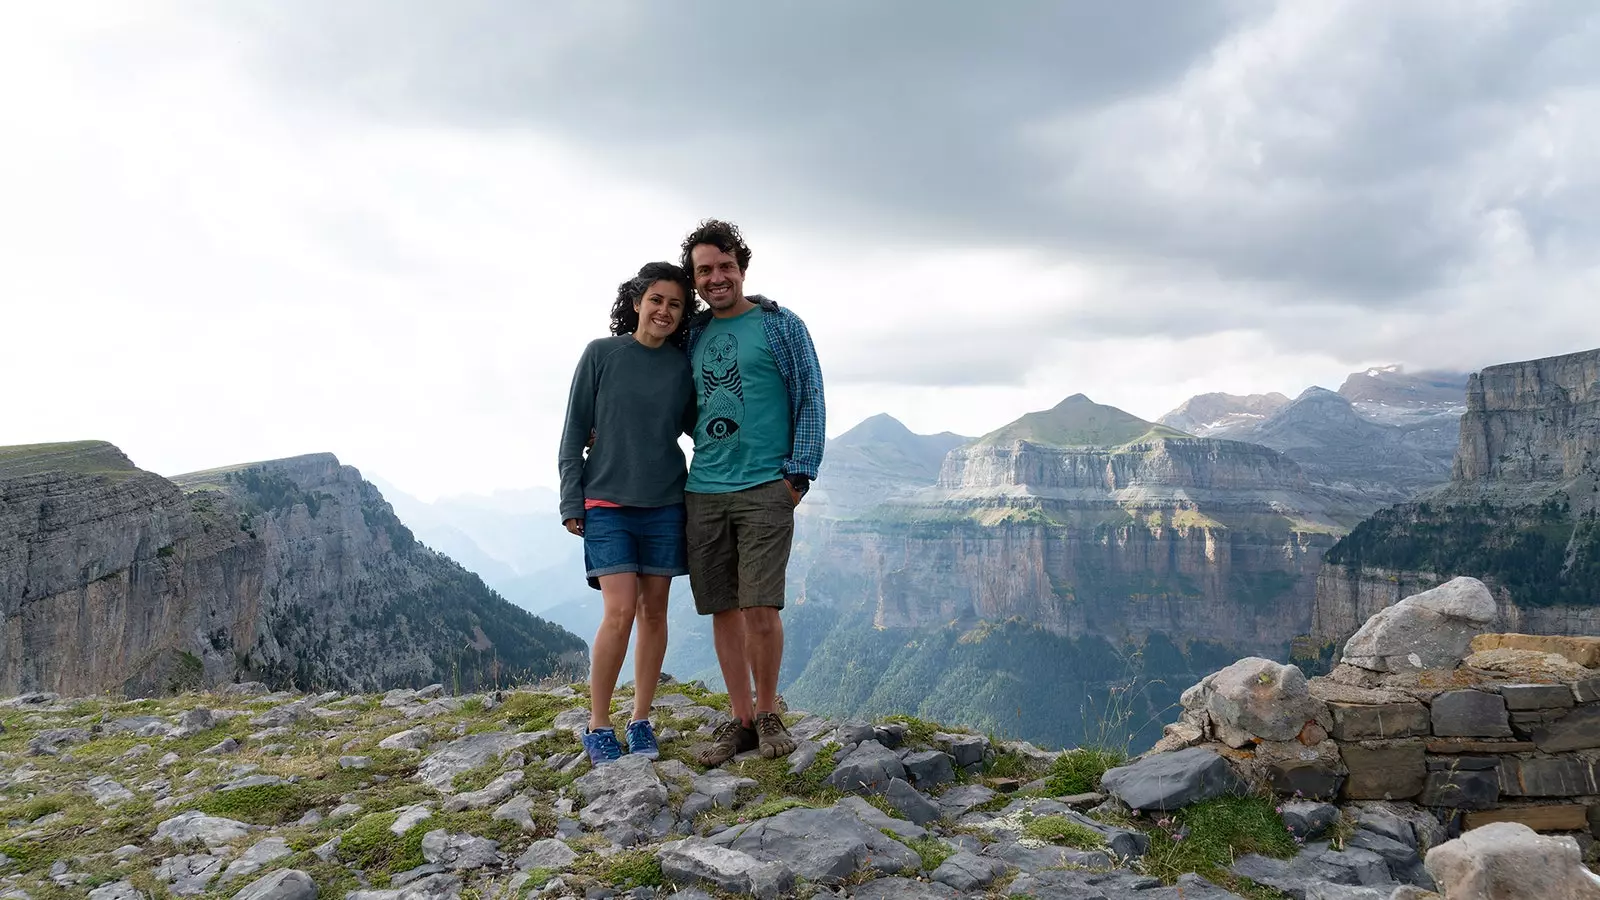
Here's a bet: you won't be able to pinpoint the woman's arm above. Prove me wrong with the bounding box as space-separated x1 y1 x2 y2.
557 343 601 525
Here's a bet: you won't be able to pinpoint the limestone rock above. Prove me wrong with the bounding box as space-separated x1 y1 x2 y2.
573 753 669 837
232 870 317 900
420 830 499 870
346 873 462 900
1101 747 1243 811
1341 577 1496 672
835 796 927 841
156 854 225 896
516 838 578 871
825 739 906 795
930 850 1010 891
1200 657 1327 744
88 881 143 900
85 775 135 806
416 731 545 791
442 770 523 812
884 777 941 825
655 838 795 900
902 750 956 787
1465 648 1595 682
848 877 959 900
219 837 292 884
1425 821 1600 899
154 810 254 847
378 727 432 751
709 805 919 884
1471 633 1600 668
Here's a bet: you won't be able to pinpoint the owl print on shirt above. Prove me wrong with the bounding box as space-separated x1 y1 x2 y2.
700 332 744 449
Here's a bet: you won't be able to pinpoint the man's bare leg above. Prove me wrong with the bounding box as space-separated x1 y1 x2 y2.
745 606 783 714
712 608 753 726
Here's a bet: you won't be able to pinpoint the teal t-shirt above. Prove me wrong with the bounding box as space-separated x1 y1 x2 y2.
686 306 792 493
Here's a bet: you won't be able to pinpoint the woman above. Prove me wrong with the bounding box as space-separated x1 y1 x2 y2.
557 261 699 766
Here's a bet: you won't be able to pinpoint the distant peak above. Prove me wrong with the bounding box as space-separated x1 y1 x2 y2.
1363 364 1404 377
1052 393 1094 408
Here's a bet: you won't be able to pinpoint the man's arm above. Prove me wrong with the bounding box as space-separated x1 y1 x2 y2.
781 313 825 484
557 343 600 524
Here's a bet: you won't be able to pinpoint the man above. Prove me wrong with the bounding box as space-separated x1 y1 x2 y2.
679 219 824 764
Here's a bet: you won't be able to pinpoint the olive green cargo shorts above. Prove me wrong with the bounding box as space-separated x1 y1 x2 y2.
684 479 794 615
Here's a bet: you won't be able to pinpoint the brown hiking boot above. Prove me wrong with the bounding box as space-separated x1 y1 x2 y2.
755 711 797 759
696 719 757 767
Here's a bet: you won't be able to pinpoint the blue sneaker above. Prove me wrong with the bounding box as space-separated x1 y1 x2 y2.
625 719 660 760
582 727 622 765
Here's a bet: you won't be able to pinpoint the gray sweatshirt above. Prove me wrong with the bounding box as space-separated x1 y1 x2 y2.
558 336 696 521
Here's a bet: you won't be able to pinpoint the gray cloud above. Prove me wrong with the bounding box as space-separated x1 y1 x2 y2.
213 1 1600 304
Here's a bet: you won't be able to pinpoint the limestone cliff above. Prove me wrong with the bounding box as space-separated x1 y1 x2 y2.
0 442 587 696
1310 347 1600 651
778 399 1368 746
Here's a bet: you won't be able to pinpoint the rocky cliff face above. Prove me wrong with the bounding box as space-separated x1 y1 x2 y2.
0 443 586 696
1310 347 1600 651
801 436 1347 654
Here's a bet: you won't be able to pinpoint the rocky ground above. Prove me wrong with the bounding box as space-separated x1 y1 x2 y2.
0 669 1584 900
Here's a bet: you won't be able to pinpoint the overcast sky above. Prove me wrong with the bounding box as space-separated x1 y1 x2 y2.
4 2 1598 500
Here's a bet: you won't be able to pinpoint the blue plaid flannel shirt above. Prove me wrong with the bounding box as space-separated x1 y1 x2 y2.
683 295 826 480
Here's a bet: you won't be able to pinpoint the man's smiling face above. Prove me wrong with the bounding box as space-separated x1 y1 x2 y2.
690 244 746 313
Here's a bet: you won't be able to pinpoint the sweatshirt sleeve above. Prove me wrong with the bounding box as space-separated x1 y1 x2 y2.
557 342 601 522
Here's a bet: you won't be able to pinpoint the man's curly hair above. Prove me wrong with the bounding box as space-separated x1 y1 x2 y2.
679 219 753 274
609 261 699 346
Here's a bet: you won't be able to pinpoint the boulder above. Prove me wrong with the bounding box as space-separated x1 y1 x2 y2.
219 837 292 884
935 732 989 768
1100 747 1242 811
835 796 927 840
708 805 920 884
930 851 1011 891
1341 577 1496 672
156 854 225 896
1279 801 1341 840
884 777 942 825
825 739 906 795
516 838 578 871
154 811 254 848
442 771 524 812
572 753 669 837
232 870 317 900
1200 657 1326 744
88 882 143 900
419 830 499 870
378 727 432 751
1425 821 1600 899
903 750 957 787
655 838 795 900
936 784 997 819
416 731 545 791
85 775 135 807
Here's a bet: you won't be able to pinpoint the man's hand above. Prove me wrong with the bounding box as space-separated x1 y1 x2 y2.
563 517 584 536
783 474 809 507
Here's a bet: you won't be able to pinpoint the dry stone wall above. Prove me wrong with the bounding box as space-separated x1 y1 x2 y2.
1157 576 1600 837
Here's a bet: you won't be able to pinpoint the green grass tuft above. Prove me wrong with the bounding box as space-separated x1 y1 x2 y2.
596 850 663 889
882 715 940 747
196 783 303 824
1023 815 1106 850
336 812 428 878
902 834 955 872
494 692 577 732
1136 796 1297 888
1042 748 1125 797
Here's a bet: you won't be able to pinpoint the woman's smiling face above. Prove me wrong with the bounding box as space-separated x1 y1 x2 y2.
635 279 687 341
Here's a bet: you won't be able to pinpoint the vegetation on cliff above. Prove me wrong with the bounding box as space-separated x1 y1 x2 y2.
1325 496 1600 607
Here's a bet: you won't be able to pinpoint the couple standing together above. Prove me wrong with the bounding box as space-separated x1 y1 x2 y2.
557 220 824 769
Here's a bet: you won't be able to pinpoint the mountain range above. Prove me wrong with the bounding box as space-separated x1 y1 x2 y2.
12 355 1595 756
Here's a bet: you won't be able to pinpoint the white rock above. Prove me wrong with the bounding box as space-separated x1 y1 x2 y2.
1426 820 1600 899
516 838 578 871
420 829 500 870
219 837 292 884
390 804 434 836
154 811 254 848
232 869 318 900
1342 577 1497 672
85 775 136 806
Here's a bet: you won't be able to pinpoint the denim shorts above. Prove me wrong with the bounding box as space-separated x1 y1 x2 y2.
583 504 689 589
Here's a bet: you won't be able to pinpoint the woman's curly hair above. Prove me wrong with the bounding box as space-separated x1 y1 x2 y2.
609 261 699 346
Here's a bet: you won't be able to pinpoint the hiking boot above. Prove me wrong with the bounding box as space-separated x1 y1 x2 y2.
625 719 660 761
582 727 623 766
696 719 758 766
755 711 797 759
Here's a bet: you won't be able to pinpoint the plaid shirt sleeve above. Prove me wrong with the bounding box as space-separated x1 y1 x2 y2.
765 307 826 479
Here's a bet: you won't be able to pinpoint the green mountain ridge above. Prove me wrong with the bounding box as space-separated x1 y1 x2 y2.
971 394 1190 450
